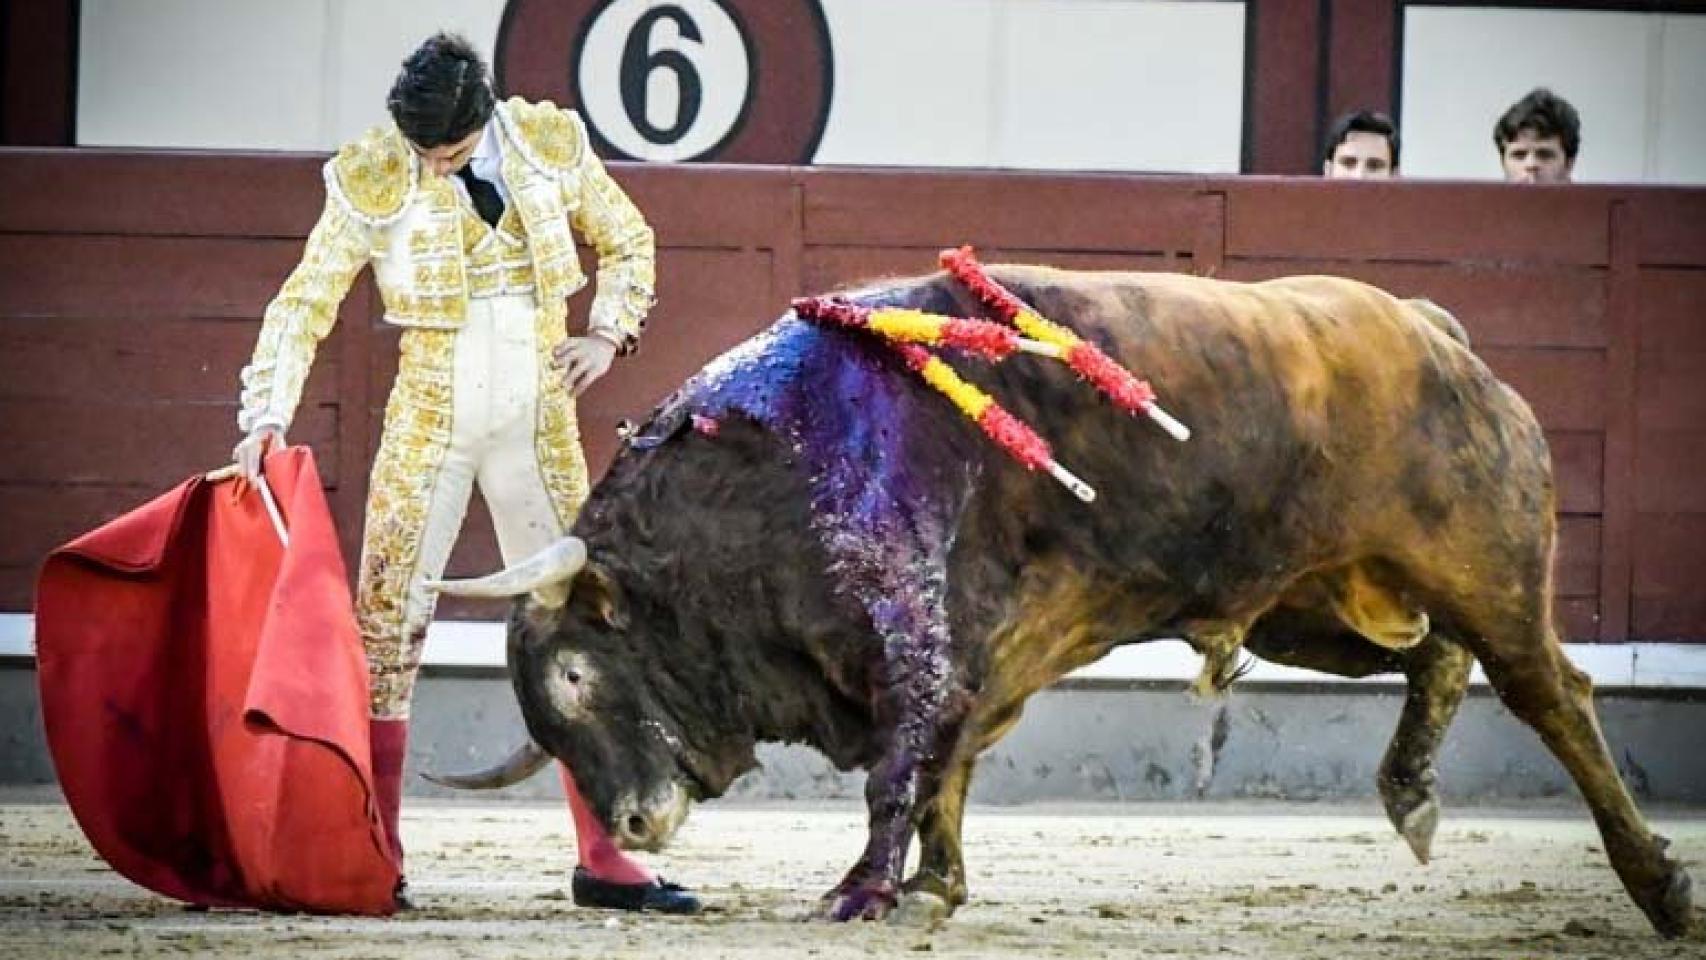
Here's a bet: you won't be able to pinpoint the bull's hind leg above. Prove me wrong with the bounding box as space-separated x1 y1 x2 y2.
1246 611 1471 861
1377 635 1472 863
1472 626 1695 937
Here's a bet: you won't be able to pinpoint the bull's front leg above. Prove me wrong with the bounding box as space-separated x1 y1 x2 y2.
820 595 970 922
896 748 976 922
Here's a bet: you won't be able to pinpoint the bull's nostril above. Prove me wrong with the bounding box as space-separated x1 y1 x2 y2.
627 814 648 838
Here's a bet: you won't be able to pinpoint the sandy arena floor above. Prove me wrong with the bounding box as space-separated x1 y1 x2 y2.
2 797 1703 959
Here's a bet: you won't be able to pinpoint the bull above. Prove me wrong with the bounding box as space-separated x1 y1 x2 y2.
432 265 1694 935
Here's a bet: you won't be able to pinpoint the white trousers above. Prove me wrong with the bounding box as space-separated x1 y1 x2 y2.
359 294 589 718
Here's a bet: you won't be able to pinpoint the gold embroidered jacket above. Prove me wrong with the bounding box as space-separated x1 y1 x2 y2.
238 97 654 434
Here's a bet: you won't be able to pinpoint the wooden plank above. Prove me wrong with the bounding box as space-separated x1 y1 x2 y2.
0 484 173 567
1223 180 1612 264
1 2 76 146
1221 258 1607 349
0 155 1182 251
1635 430 1706 513
1637 350 1706 434
1477 347 1606 433
1192 191 1226 278
1630 190 1706 266
0 567 40 611
1554 598 1599 643
0 149 325 237
1555 516 1600 599
804 169 1208 252
618 165 801 249
1633 513 1706 639
1549 431 1603 515
333 279 380 572
0 465 358 612
803 248 944 293
0 316 338 404
1637 268 1706 353
578 413 625 488
1598 203 1638 641
0 477 355 561
773 182 805 303
1325 1 1396 122
1245 0 1323 174
0 400 340 487
0 235 311 319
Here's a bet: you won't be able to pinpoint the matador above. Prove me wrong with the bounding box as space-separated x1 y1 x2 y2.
232 33 698 914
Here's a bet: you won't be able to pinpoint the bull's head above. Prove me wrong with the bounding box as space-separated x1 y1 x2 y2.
424 538 744 851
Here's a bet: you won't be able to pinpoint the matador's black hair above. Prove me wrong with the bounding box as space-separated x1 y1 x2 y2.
387 32 496 148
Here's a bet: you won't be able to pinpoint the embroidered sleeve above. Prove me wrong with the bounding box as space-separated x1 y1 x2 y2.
237 187 372 433
564 116 655 355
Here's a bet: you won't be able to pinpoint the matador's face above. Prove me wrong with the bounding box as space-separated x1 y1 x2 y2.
409 127 482 178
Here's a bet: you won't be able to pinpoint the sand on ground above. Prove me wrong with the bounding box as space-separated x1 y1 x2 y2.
2 797 1703 959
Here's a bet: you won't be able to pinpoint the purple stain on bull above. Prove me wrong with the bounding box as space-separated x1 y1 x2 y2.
430 263 1696 935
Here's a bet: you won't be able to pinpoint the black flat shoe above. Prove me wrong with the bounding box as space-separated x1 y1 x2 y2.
571 866 702 915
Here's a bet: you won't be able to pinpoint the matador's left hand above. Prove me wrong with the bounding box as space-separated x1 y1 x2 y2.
554 335 618 397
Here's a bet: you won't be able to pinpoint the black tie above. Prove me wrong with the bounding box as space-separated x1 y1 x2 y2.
456 165 505 228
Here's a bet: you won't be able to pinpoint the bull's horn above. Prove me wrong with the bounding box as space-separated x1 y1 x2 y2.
421 740 551 790
426 537 588 606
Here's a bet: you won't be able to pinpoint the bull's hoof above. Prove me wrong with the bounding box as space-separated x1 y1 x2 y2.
1642 861 1696 939
1395 796 1440 865
1379 774 1440 865
817 884 897 922
888 890 951 927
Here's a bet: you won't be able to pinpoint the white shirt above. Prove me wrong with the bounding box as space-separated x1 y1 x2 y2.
449 121 509 207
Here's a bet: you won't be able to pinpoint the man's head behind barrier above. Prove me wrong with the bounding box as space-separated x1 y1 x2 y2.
1322 110 1399 179
1494 87 1580 184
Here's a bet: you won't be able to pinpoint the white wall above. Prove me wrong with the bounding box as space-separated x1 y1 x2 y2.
72 0 1706 183
812 0 1245 173
77 0 506 150
1401 7 1706 184
1656 15 1706 184
74 0 1243 172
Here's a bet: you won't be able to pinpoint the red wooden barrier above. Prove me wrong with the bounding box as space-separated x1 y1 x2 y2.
2 149 1702 641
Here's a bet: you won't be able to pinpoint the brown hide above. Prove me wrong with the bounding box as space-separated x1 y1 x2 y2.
498 265 1689 934
949 268 1551 723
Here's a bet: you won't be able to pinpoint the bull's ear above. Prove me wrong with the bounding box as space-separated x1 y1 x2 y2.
577 562 630 631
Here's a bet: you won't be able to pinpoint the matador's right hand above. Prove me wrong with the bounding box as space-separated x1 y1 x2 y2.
233 425 285 480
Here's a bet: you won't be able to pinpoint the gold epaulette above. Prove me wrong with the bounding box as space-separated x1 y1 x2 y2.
324 125 417 227
496 96 586 177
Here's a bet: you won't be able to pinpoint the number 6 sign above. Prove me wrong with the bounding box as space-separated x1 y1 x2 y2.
497 0 833 164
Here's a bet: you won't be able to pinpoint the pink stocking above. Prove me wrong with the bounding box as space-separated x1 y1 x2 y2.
559 763 653 884
369 718 409 869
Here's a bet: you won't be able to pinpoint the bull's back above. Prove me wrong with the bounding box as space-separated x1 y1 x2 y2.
954 266 1551 598
988 267 1478 484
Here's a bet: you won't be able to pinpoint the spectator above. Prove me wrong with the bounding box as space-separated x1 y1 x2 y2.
1494 87 1580 183
1322 110 1399 179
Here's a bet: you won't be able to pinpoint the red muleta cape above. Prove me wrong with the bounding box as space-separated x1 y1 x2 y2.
34 446 398 914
